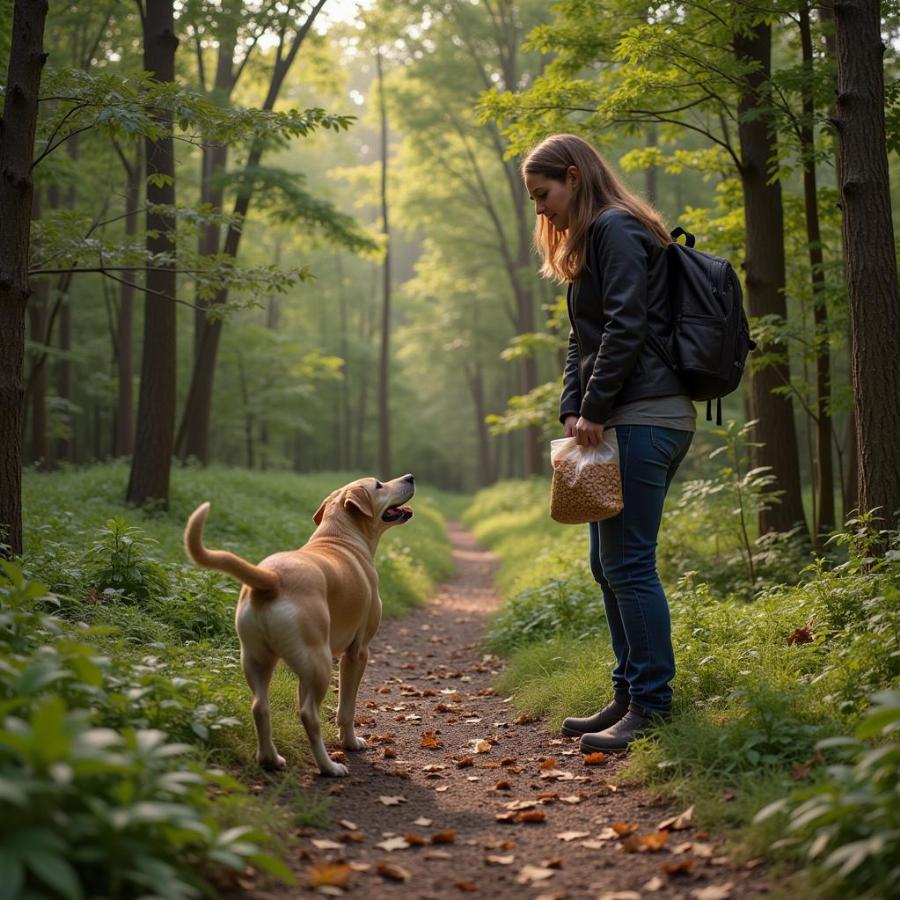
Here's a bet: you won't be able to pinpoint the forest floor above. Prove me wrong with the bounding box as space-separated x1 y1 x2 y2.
246 523 772 900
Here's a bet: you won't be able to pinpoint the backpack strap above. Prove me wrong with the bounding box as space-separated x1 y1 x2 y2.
705 398 723 425
670 226 696 248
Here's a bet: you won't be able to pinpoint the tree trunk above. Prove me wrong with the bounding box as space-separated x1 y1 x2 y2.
376 47 392 478
0 0 48 557
799 2 835 539
126 0 178 508
734 21 808 536
833 0 900 534
28 279 49 469
114 145 141 457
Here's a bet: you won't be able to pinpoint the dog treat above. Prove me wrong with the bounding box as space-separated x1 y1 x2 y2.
550 456 622 524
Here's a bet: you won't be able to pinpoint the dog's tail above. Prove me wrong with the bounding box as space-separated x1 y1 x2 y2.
184 502 279 592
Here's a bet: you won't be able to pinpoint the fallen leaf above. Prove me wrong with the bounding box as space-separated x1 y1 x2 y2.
691 884 734 900
338 819 357 831
612 822 639 836
540 858 563 869
414 817 432 827
641 831 670 852
499 756 517 766
539 758 558 770
658 804 694 831
431 830 456 844
788 626 813 645
435 785 449 792
307 863 352 889
516 810 546 824
557 831 590 842
422 764 446 773
580 840 609 850
583 752 607 766
376 837 410 852
311 839 344 851
643 876 665 892
376 862 410 882
597 893 641 900
455 756 475 769
495 780 512 791
485 855 515 865
559 794 584 805
383 747 397 759
455 883 478 892
516 864 555 884
515 714 537 725
420 731 444 750
472 739 492 753
662 859 696 877
337 832 365 844
402 833 427 846
378 795 407 806
504 800 538 811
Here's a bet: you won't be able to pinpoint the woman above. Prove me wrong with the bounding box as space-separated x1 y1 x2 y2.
523 134 694 752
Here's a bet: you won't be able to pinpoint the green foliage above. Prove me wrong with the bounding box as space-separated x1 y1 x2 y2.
0 562 291 900
465 477 900 892
756 692 900 899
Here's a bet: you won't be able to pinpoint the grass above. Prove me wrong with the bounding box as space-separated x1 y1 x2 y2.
463 478 900 897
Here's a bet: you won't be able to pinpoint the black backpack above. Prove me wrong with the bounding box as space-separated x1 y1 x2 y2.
648 227 756 425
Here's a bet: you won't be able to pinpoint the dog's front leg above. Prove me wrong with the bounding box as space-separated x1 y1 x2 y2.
337 647 369 751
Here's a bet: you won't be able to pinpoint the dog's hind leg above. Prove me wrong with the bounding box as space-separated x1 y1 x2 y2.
286 647 349 777
337 647 369 751
241 649 285 770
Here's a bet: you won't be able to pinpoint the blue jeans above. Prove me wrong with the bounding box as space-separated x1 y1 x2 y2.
588 424 693 715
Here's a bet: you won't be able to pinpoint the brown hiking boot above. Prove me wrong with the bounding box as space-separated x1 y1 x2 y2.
579 705 670 752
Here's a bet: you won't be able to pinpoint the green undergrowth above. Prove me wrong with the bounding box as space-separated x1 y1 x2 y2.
3 463 460 898
466 480 900 899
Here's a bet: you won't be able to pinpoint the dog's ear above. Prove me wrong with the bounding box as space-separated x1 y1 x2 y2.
313 490 337 526
343 484 375 518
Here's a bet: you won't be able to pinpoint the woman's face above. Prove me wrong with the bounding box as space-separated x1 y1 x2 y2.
525 167 577 231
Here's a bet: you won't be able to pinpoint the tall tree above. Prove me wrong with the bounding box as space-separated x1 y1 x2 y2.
734 20 807 534
833 0 900 533
0 0 49 556
126 0 179 507
375 45 392 477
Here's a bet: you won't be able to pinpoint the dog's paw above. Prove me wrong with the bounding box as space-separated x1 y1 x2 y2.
342 736 368 751
321 760 350 777
259 753 287 771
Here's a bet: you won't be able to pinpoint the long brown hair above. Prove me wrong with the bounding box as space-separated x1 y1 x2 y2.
522 134 671 282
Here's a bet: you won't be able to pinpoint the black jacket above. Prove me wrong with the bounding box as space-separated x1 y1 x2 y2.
559 208 687 425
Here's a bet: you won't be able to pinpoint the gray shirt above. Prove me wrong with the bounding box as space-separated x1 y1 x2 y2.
604 394 696 432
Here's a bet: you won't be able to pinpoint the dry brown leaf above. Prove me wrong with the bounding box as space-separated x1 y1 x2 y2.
539 757 558 770
431 830 456 844
515 714 537 725
495 780 512 791
557 831 590 842
583 751 607 766
455 883 478 893
376 837 410 852
515 864 555 884
310 838 344 850
516 810 547 824
383 747 397 759
641 831 670 852
414 817 433 827
691 884 734 900
420 730 444 750
612 821 639 836
378 795 407 806
484 854 515 866
662 859 696 877
559 794 584 805
597 893 641 900
376 862 410 882
472 739 492 753
495 811 518 823
307 863 352 889
643 876 665 892
658 804 694 831
402 833 427 847
540 858 563 869
336 832 365 844
499 756 517 766
455 756 475 769
504 800 538 811
338 819 357 831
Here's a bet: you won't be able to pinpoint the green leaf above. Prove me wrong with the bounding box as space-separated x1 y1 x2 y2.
249 852 296 885
0 850 25 900
24 851 82 900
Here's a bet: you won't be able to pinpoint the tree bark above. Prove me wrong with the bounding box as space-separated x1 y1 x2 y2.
126 0 178 508
734 21 808 535
27 279 49 469
113 143 141 457
799 1 835 539
376 47 392 478
177 0 328 464
0 0 48 557
833 0 900 533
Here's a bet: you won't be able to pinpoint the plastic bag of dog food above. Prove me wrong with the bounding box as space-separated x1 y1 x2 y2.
549 432 623 524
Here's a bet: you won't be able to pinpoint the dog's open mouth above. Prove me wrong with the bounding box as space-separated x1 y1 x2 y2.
382 505 414 523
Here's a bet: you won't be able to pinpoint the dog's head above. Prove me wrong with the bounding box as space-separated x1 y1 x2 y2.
313 474 416 538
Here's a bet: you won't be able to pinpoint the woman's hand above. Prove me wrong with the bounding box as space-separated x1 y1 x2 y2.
563 415 579 438
574 416 604 447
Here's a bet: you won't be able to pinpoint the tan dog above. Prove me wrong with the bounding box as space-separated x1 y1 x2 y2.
184 474 415 776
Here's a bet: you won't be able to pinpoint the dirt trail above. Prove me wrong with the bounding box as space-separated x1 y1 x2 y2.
260 523 769 899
